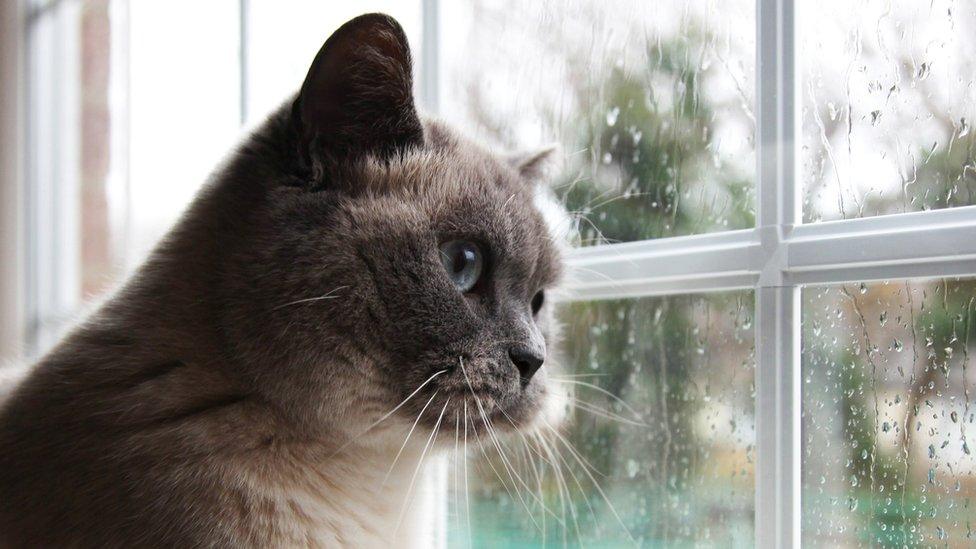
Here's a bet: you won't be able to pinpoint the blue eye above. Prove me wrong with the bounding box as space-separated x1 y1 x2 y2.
439 240 484 293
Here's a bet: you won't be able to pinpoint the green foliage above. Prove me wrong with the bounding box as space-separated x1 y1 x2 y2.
556 41 753 245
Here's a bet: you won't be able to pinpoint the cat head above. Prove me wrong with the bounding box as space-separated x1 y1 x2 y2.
220 14 566 448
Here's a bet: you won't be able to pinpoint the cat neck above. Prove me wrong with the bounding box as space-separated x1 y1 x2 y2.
241 435 444 547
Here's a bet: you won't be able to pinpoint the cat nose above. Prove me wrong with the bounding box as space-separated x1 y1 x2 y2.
509 346 544 383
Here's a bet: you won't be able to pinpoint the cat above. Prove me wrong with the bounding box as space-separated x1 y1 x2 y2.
0 13 566 548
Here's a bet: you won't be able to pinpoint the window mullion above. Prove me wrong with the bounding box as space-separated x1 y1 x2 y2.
238 0 249 126
0 0 26 362
755 0 800 547
419 3 449 548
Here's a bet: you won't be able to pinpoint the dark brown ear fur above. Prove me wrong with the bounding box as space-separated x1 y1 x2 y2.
293 13 424 182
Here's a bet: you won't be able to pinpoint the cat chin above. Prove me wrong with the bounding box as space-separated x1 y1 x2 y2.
455 378 569 440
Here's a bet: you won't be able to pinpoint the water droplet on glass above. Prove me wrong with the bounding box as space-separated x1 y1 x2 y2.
605 106 620 127
626 459 639 478
917 62 931 80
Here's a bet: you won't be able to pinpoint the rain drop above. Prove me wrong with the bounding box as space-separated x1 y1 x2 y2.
626 459 639 478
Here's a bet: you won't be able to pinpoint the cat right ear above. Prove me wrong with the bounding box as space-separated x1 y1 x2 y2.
293 13 424 179
508 145 559 183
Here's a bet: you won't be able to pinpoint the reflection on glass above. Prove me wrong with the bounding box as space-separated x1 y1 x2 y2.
451 293 756 546
802 1 976 222
442 0 756 244
802 280 976 545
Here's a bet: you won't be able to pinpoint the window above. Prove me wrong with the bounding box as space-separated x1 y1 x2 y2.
14 0 976 547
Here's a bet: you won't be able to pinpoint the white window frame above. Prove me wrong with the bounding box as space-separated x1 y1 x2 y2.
17 0 976 547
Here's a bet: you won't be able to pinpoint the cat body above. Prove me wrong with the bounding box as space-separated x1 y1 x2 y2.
0 14 562 548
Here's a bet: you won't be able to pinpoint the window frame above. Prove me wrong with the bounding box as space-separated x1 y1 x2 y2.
17 0 976 547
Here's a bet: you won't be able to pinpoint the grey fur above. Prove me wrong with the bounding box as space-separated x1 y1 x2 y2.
0 13 562 547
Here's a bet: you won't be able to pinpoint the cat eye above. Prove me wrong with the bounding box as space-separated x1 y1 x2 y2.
439 240 484 293
531 290 545 315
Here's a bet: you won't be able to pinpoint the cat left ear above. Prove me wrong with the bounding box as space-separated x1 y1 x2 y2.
508 145 558 183
293 13 423 176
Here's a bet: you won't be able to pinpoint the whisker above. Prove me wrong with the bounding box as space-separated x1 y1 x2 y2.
509 418 563 536
393 398 450 537
545 421 638 546
271 285 349 311
330 369 448 458
551 378 645 420
463 403 472 549
470 412 525 527
571 400 649 428
534 430 580 545
497 406 555 468
459 354 567 532
550 433 598 536
494 407 566 529
452 412 461 543
479 409 548 530
384 391 439 485
542 418 603 478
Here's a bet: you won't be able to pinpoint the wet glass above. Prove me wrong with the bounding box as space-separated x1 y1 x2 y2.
450 292 756 546
802 1 976 222
441 0 757 245
802 279 976 545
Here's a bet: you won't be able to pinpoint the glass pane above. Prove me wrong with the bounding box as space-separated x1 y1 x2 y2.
127 0 242 266
24 0 134 351
802 279 976 545
440 0 756 245
452 292 756 546
802 2 976 222
245 1 422 122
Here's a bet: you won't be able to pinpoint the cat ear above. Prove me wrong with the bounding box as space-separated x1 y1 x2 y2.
293 13 423 174
508 145 559 182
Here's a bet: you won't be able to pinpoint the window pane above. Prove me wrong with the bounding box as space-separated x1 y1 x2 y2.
245 1 422 122
26 0 123 351
441 0 756 245
802 2 976 222
452 292 756 546
802 280 976 545
127 0 242 266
